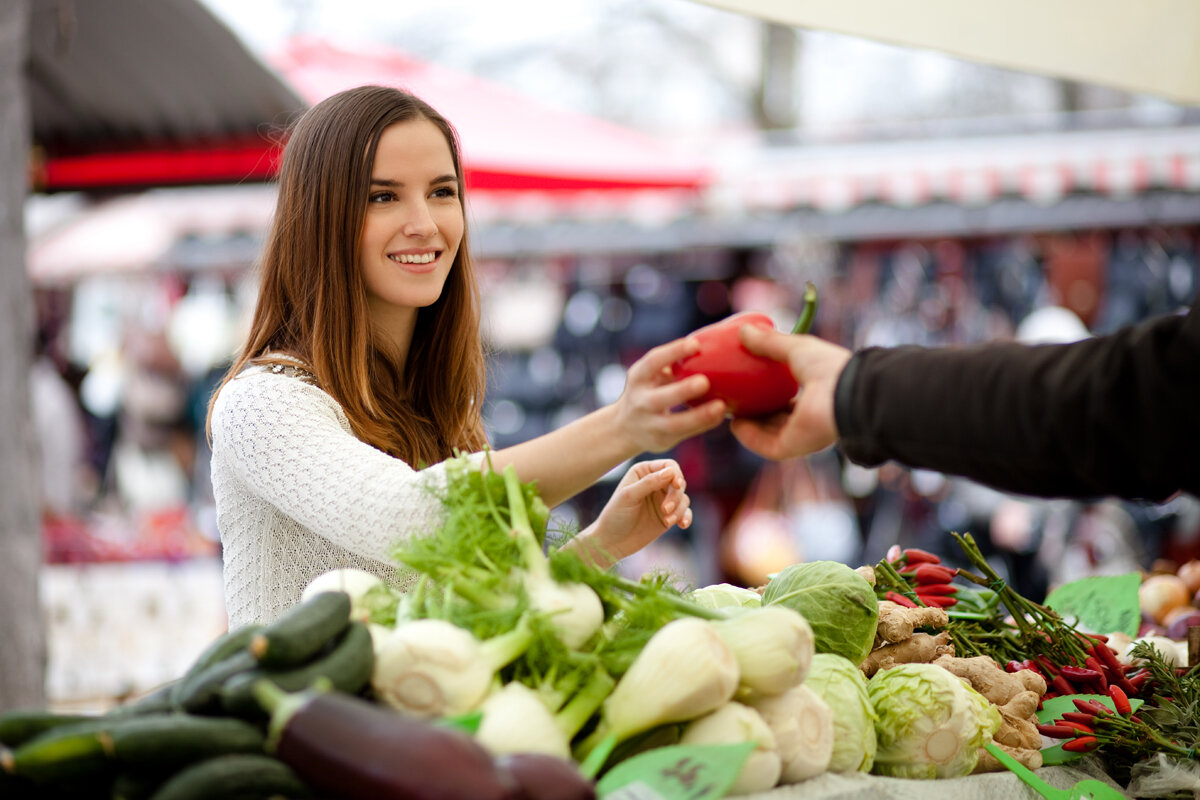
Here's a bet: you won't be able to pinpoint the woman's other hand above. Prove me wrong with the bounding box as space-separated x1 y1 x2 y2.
565 459 692 569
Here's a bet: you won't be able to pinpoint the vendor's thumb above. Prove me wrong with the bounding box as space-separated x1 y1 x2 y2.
738 322 794 363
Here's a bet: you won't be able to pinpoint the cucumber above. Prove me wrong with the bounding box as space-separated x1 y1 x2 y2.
111 767 173 800
249 592 352 670
148 753 312 800
173 651 258 714
222 621 374 719
169 624 263 709
0 709 97 748
106 682 179 719
1 718 114 784
4 713 265 784
104 714 266 766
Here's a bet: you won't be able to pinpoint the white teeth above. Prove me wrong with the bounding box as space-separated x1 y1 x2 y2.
389 253 437 265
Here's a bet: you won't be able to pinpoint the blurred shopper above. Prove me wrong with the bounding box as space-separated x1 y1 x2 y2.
728 292 1200 502
206 86 724 626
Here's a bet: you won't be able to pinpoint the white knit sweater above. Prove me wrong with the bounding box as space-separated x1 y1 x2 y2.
209 362 481 626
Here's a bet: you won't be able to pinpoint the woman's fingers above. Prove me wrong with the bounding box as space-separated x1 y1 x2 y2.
629 336 701 382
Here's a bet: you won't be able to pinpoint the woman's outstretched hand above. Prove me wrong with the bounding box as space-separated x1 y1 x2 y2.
566 459 693 569
614 337 727 453
728 325 852 461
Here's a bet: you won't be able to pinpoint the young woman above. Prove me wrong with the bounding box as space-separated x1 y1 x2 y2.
207 86 726 626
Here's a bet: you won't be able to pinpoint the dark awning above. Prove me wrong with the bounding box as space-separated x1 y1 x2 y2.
28 0 304 192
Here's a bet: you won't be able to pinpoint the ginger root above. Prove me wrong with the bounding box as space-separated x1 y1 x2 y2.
874 600 950 644
974 741 1043 774
861 631 954 677
932 655 1049 775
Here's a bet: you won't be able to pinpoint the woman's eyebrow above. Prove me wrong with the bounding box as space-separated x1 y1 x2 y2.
369 175 457 187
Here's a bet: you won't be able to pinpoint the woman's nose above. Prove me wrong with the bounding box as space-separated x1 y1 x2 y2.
402 202 438 237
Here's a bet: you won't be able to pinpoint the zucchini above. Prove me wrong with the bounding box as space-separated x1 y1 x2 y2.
0 709 97 748
3 713 265 784
222 622 374 719
173 651 258 714
111 767 173 800
169 624 263 709
249 592 352 670
148 753 312 800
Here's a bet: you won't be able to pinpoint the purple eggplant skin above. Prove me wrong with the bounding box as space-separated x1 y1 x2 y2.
272 690 514 800
495 753 597 800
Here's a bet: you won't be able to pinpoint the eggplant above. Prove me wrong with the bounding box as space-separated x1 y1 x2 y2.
255 680 515 800
495 753 596 800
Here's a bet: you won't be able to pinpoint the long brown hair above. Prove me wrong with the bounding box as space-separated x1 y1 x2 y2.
208 85 488 466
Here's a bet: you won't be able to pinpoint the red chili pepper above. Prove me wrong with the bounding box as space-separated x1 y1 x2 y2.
1083 657 1109 691
1051 674 1076 696
913 564 958 584
1021 659 1044 677
1108 685 1132 716
1034 655 1060 676
1062 735 1099 753
1059 720 1095 735
1036 723 1076 739
1073 698 1111 717
913 583 958 596
901 547 942 565
915 594 958 608
1005 660 1024 673
1059 665 1104 685
1061 711 1099 726
1090 642 1129 680
1127 670 1150 692
1083 632 1110 643
884 591 918 608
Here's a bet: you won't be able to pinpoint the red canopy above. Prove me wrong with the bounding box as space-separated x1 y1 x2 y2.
271 37 712 196
38 35 711 200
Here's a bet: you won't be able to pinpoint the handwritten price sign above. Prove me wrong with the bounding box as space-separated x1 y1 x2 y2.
1044 572 1141 638
597 742 754 800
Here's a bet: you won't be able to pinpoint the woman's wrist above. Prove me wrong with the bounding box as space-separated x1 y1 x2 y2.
562 526 618 570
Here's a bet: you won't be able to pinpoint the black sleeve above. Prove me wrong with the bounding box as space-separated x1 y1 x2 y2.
833 297 1200 502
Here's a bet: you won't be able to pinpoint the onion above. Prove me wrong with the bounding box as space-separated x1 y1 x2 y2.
1177 559 1200 596
1139 574 1191 625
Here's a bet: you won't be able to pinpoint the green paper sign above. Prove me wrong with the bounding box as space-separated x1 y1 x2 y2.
1044 572 1141 638
596 742 755 800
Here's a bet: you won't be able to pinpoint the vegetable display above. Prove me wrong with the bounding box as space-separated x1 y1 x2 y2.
8 448 1200 798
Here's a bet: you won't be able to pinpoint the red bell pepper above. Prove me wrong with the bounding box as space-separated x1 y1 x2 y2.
670 312 800 417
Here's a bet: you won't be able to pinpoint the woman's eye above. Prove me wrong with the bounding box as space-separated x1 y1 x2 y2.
368 191 395 203
432 186 459 199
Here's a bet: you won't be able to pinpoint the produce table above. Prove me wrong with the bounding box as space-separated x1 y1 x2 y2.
744 760 1128 799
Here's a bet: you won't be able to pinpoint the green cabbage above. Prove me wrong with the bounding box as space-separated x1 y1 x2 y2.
761 561 878 665
867 663 1002 779
688 583 762 614
804 653 877 773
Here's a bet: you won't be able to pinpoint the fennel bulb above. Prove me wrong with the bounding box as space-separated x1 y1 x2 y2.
476 682 572 759
680 701 782 795
371 618 532 718
711 605 813 696
748 684 834 783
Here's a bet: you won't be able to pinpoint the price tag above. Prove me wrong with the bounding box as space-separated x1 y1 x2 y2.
596 742 754 800
1044 572 1141 638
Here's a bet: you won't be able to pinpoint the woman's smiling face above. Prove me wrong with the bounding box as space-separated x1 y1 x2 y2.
359 118 464 330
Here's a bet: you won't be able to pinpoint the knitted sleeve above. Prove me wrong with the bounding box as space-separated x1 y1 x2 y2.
210 369 478 565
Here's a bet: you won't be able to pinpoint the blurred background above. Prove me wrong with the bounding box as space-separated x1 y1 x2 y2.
7 0 1199 709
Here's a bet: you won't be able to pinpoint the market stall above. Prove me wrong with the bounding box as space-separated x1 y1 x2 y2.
5 463 1198 799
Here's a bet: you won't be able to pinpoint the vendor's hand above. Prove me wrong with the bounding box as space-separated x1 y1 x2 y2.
566 459 692 569
729 325 852 461
614 337 726 453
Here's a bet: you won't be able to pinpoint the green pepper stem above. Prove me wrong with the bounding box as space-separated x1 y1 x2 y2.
789 282 818 335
